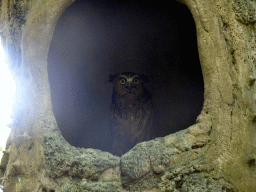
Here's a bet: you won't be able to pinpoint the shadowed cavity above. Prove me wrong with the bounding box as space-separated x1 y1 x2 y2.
47 0 204 153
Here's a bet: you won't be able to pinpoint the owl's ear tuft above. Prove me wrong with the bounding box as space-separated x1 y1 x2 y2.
108 74 118 82
140 74 149 83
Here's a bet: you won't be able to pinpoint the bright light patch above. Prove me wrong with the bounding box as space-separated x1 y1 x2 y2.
0 38 15 151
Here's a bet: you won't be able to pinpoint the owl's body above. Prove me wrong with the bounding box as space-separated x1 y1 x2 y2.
109 72 154 156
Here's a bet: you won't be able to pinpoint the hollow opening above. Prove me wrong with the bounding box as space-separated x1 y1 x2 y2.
48 0 204 154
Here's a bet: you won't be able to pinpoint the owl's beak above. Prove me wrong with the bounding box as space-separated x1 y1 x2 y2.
126 84 132 93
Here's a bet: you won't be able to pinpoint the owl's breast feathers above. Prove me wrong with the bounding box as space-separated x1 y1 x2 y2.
111 87 153 142
112 88 151 114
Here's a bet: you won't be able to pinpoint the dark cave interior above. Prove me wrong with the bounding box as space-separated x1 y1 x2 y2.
47 0 204 153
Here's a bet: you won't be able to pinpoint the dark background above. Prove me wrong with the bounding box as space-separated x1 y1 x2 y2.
47 0 204 152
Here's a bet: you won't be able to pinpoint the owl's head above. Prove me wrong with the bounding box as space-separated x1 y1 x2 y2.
109 72 149 97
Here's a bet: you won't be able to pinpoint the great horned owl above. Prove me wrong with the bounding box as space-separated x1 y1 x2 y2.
108 72 154 156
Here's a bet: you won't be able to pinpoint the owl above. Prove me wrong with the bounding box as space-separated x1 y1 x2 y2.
108 72 154 156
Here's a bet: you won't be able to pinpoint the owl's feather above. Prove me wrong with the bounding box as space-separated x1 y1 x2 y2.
109 72 154 156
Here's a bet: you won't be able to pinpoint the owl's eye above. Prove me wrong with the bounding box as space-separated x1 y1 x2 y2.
120 78 126 84
133 78 139 84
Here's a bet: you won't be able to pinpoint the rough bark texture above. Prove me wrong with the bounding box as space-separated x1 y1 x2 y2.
0 0 256 191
